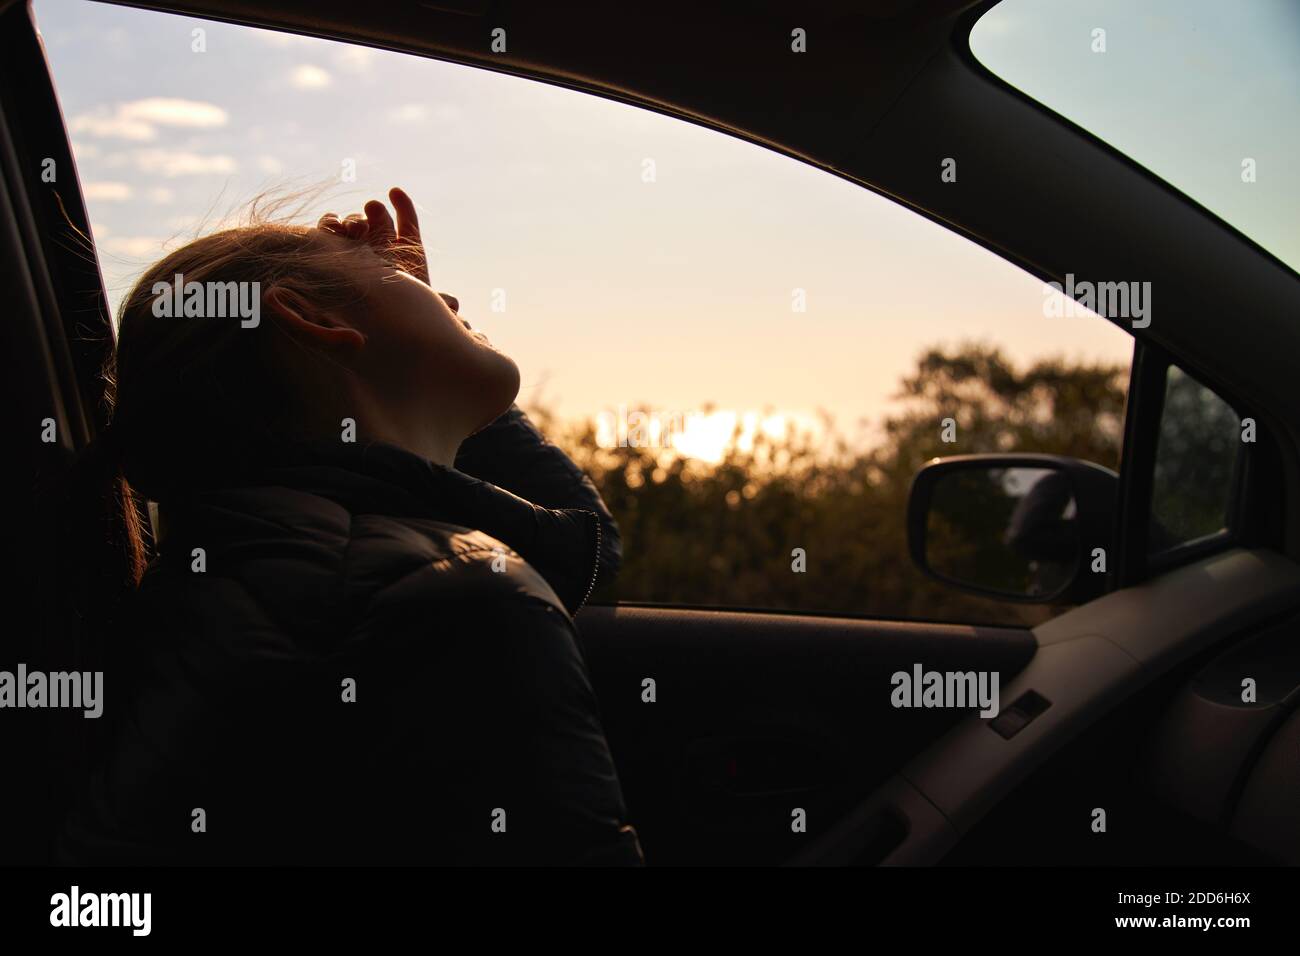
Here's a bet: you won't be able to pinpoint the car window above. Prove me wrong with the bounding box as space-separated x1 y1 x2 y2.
970 0 1300 275
36 0 1133 626
1149 366 1240 554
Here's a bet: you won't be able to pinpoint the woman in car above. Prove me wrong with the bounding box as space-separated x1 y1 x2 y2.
56 187 642 866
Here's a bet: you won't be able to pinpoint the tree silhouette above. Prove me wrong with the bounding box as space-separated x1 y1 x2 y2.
536 341 1129 626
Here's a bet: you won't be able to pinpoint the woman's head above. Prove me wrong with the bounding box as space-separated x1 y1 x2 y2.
110 188 520 500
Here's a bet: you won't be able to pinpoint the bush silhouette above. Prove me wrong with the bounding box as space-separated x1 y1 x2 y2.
534 341 1128 626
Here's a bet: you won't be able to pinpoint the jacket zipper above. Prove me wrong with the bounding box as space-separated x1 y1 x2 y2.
573 509 602 613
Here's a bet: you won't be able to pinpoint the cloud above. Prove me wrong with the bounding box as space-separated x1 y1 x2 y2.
82 181 133 201
122 98 228 128
132 149 238 177
289 64 332 90
338 46 374 73
70 98 229 141
70 113 153 141
256 155 285 174
147 186 176 203
255 30 371 74
102 236 166 258
386 103 462 125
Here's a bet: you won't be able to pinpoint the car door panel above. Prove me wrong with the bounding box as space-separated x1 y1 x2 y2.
575 605 1035 865
789 548 1300 865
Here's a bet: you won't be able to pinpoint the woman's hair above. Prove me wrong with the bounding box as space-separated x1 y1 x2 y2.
64 194 376 615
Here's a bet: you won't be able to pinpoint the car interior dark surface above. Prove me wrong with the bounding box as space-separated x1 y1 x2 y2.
2 0 1299 904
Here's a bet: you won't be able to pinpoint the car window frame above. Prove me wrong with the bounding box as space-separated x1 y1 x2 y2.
1117 341 1257 585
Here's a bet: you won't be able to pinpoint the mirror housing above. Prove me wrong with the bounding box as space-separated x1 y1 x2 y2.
907 454 1118 604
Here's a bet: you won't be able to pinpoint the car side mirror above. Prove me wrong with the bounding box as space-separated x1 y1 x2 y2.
907 454 1118 604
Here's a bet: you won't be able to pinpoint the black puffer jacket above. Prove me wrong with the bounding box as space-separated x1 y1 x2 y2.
57 408 641 866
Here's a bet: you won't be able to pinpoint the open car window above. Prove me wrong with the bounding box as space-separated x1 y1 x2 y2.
38 0 1133 627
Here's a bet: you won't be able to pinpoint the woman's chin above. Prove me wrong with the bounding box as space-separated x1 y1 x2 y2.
496 352 521 407
469 355 521 433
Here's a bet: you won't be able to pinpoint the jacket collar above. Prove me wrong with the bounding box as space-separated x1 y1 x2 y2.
165 439 601 614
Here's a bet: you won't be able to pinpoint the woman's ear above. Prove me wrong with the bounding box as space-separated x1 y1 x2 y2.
263 285 366 352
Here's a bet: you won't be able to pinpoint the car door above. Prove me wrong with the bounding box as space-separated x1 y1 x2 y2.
576 607 1037 865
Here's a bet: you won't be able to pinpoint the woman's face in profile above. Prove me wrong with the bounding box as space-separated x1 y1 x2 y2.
337 234 521 437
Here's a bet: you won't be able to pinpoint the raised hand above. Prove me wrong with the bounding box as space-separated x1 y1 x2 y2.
316 187 468 321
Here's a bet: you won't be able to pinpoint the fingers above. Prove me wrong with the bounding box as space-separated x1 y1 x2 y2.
389 187 429 282
389 187 420 244
317 212 345 236
363 200 395 246
340 213 368 241
318 189 428 282
320 201 397 247
321 211 368 241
